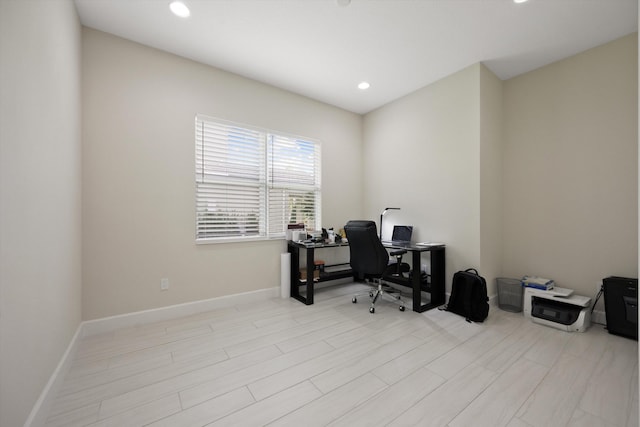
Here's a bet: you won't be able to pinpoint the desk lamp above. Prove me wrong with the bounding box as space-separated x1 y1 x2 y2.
379 207 400 240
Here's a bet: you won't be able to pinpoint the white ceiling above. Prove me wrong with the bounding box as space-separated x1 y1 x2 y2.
74 0 638 114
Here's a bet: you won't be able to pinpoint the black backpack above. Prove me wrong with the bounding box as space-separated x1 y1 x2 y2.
444 268 489 322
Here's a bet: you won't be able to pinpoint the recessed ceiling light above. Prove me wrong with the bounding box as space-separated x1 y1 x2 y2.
358 81 370 90
513 0 528 3
170 1 190 18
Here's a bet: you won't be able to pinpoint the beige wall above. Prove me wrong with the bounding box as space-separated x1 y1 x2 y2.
502 34 638 300
479 64 504 294
0 1 82 426
81 28 363 320
362 35 637 300
363 64 486 292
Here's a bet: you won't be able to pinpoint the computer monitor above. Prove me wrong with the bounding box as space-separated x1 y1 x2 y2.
391 225 413 242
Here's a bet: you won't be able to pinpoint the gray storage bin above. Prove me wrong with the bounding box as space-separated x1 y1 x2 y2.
497 277 523 312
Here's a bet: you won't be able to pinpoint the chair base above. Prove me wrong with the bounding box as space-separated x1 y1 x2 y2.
351 279 406 313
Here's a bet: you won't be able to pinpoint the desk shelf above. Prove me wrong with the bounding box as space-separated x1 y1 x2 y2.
383 274 431 293
297 264 353 284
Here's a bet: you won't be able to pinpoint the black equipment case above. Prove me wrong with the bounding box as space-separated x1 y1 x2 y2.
603 276 638 340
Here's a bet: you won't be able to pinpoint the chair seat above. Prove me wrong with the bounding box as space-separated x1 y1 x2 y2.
385 261 410 273
383 262 410 282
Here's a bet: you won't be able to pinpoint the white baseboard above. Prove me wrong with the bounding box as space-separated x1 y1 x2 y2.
25 286 279 426
24 324 83 427
82 286 279 337
489 293 498 307
591 309 606 325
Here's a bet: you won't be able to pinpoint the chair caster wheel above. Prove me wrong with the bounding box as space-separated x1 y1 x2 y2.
369 292 374 298
369 307 375 314
399 306 405 312
352 297 357 303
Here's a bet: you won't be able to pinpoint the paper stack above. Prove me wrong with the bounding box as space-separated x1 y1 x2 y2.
522 275 555 290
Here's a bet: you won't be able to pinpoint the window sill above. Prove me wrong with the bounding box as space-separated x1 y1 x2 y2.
196 236 285 245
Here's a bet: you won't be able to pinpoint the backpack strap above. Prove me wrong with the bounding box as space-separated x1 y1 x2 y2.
465 268 479 275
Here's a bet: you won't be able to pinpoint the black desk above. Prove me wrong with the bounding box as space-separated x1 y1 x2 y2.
287 240 445 312
288 241 351 306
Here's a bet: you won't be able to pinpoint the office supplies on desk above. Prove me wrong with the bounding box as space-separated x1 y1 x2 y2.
286 223 305 240
292 230 307 241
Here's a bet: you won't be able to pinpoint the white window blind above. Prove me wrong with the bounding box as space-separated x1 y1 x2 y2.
267 134 321 237
195 115 321 242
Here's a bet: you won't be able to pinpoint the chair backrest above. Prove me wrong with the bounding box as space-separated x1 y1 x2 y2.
344 220 389 278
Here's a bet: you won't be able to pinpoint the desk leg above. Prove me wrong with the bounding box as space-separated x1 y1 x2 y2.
289 244 315 306
430 248 446 307
411 247 446 312
289 244 299 299
411 250 422 312
305 247 315 305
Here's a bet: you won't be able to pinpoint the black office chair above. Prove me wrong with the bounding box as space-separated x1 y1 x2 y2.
344 220 408 313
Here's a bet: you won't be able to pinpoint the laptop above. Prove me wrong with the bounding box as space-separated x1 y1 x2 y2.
383 225 413 245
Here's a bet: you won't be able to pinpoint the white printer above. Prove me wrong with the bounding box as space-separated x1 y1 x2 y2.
523 287 592 332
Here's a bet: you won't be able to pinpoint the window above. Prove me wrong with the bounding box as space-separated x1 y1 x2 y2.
195 115 321 242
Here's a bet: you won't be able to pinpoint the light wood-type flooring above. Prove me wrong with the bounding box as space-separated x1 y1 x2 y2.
45 283 639 427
